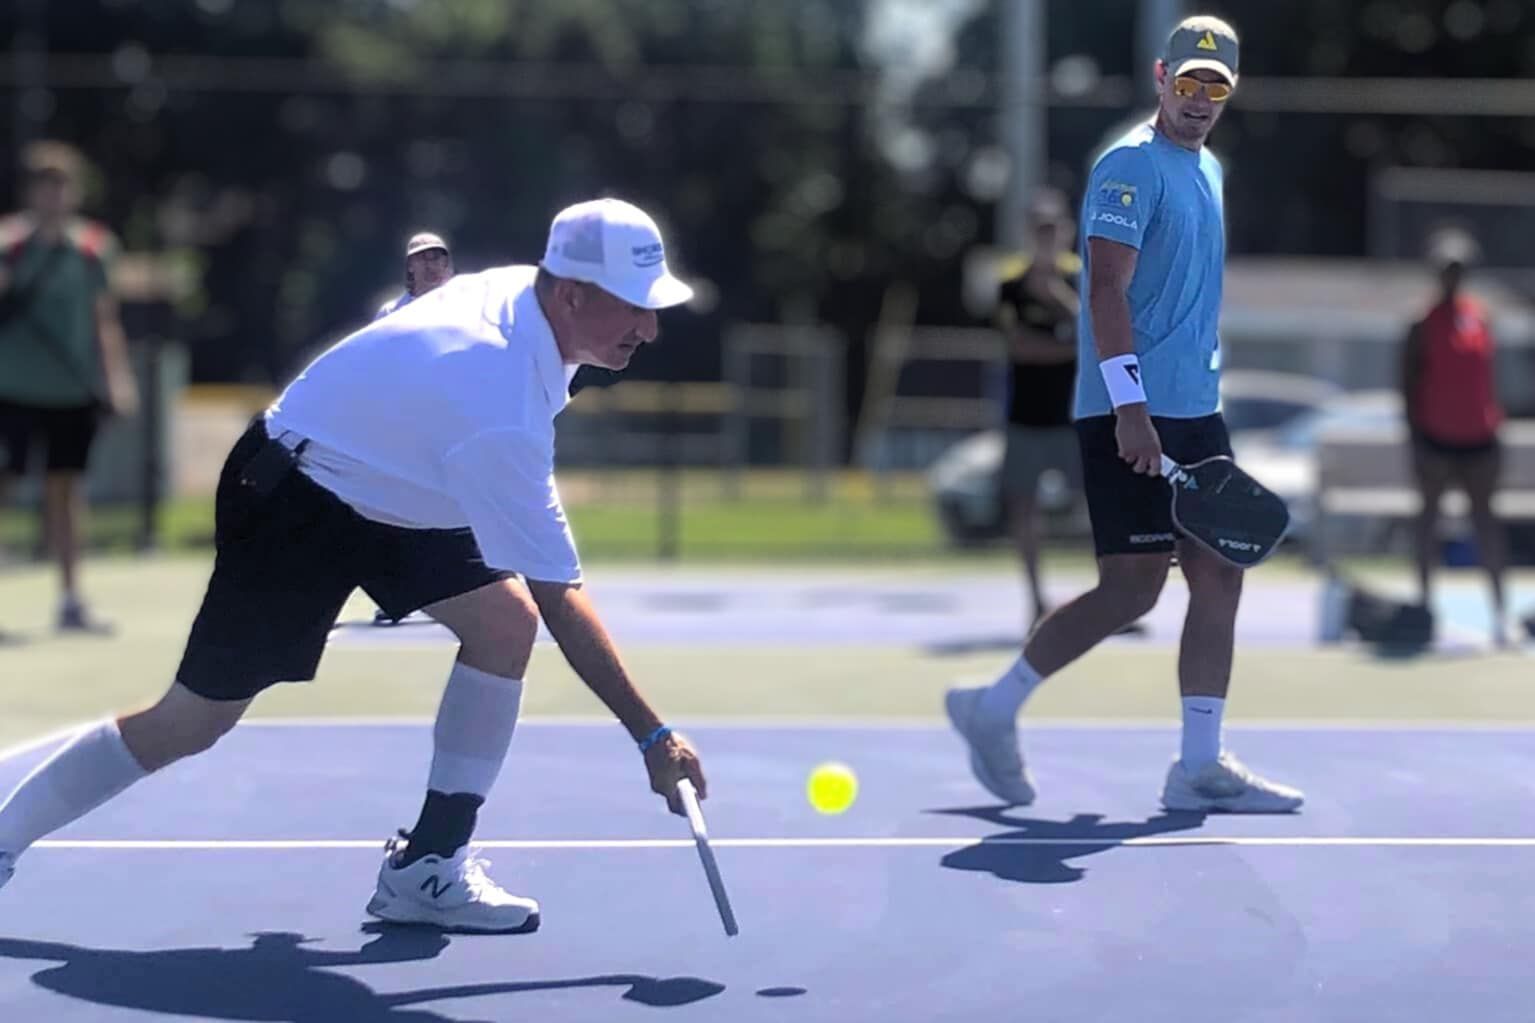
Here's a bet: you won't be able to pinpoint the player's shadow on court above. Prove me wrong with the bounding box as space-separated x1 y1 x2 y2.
929 808 1208 885
0 928 724 1022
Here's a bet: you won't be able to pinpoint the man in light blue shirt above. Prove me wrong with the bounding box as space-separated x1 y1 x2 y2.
948 15 1304 815
1072 123 1225 419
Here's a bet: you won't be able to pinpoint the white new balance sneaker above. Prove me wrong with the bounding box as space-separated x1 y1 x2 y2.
1161 752 1304 813
365 834 540 934
944 686 1037 806
0 851 14 892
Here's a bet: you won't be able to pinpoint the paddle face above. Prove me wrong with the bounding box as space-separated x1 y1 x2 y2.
1163 455 1290 568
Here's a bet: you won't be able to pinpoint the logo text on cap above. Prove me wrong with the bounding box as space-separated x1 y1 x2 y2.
632 242 664 268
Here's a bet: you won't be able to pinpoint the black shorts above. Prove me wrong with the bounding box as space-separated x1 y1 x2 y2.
1076 412 1233 556
0 399 101 474
176 419 516 701
1411 430 1499 460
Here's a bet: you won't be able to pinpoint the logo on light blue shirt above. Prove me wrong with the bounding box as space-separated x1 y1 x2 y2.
1093 211 1139 230
1097 180 1137 208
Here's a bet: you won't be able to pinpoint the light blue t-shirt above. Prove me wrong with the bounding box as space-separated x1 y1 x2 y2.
1074 122 1226 420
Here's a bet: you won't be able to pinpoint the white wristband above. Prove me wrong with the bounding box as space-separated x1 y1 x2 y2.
1099 354 1147 408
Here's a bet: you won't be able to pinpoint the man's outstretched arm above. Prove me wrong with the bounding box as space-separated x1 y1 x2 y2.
526 579 706 814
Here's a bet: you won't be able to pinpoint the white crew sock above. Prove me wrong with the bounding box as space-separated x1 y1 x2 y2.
428 662 524 798
1180 696 1225 770
0 720 148 857
977 655 1046 721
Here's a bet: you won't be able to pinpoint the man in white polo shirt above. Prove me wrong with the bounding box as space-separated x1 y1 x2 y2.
0 198 705 935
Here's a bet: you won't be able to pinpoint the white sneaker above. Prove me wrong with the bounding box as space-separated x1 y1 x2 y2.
1161 752 1304 813
944 686 1036 805
365 834 540 933
0 851 14 892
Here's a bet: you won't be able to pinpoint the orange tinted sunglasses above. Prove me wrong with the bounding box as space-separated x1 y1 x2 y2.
1173 75 1233 102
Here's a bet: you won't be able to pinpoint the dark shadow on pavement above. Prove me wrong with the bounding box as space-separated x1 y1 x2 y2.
929 807 1209 884
0 928 724 1022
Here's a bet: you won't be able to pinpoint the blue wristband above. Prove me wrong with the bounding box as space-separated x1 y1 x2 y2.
637 725 672 753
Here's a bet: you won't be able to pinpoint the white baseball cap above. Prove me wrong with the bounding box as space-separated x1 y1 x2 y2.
405 231 449 257
540 198 694 310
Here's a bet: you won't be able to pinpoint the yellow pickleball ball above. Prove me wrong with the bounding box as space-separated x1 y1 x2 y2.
806 762 858 815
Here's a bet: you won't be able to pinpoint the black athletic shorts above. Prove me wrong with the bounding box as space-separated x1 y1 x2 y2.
176 419 516 701
1411 430 1500 460
0 399 101 474
1076 412 1233 556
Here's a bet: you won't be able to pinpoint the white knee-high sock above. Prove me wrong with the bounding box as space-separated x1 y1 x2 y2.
428 662 524 798
0 720 148 857
977 654 1046 721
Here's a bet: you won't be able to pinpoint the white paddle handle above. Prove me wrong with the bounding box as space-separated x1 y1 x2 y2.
1160 454 1179 478
677 778 707 837
676 776 740 936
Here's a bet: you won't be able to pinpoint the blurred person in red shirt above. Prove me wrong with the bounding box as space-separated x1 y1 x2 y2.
1400 228 1508 645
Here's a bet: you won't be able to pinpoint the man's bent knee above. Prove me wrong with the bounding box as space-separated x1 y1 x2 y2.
118 681 250 772
1181 545 1244 608
1097 554 1171 622
427 579 540 678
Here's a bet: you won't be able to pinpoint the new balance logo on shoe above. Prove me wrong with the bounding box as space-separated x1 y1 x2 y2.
420 876 454 900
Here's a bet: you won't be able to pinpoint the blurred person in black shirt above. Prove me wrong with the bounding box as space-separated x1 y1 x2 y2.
995 190 1143 636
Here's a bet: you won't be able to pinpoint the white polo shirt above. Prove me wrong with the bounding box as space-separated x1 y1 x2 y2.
265 265 583 583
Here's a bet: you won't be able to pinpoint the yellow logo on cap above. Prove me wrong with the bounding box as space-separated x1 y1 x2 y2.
1197 30 1219 50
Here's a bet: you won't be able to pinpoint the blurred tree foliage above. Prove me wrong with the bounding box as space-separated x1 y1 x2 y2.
1 0 1531 407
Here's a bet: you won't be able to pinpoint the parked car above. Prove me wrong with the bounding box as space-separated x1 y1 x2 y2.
1218 370 1342 436
1229 390 1403 545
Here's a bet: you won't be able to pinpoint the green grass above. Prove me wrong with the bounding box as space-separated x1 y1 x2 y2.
0 464 1450 569
0 470 959 562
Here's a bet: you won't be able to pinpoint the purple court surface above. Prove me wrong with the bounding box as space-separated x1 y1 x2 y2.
327 572 1520 653
1 721 1532 1022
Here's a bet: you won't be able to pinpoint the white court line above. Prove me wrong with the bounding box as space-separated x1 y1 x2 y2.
232 716 1535 734
29 836 1535 851
7 716 1535 769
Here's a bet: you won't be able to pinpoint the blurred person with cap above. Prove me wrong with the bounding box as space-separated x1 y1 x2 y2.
993 188 1146 637
0 140 138 635
0 198 707 935
376 231 455 320
1400 227 1509 645
369 231 455 626
948 15 1304 814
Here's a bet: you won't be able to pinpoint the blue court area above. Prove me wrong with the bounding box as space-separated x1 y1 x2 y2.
326 571 1533 656
2 721 1533 1022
